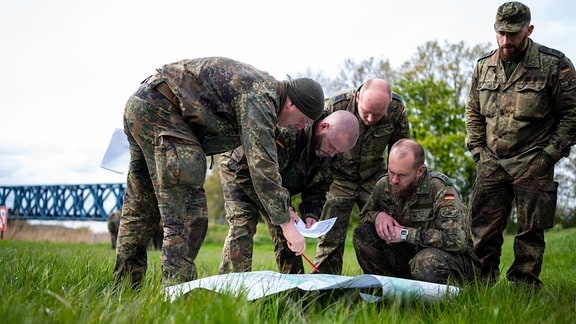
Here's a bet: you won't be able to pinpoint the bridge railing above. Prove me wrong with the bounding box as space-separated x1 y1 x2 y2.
0 183 126 221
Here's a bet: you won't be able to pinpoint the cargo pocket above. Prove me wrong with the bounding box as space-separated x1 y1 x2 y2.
155 137 206 189
534 180 558 229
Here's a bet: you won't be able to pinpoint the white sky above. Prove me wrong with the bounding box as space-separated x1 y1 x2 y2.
1 0 575 187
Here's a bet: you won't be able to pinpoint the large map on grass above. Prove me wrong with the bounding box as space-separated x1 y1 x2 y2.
164 271 459 303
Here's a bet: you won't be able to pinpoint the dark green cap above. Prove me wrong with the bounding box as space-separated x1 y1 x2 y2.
287 78 324 120
494 2 531 33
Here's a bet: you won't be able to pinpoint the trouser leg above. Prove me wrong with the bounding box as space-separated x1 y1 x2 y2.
353 223 413 277
313 188 355 274
470 167 514 281
156 137 208 285
506 175 556 288
219 201 258 273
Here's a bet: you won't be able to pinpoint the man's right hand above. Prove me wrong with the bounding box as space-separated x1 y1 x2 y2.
280 220 305 255
374 211 401 243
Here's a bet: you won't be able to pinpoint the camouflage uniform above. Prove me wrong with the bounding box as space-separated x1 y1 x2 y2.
353 169 478 284
115 57 293 287
313 87 410 274
107 210 121 249
219 119 333 274
466 39 576 287
107 210 163 250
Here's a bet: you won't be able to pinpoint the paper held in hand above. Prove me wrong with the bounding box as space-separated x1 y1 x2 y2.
100 128 129 174
294 217 336 238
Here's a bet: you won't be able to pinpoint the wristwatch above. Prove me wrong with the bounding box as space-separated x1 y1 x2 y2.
400 228 408 241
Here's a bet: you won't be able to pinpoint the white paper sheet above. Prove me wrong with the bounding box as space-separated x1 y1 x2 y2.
100 128 129 174
294 217 337 238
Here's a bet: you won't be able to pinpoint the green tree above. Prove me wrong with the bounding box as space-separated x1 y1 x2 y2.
395 76 475 199
395 40 490 200
399 40 491 104
331 56 398 92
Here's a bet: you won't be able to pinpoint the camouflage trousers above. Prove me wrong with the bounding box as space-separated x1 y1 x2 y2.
114 83 208 288
353 223 477 284
313 181 372 274
219 156 303 274
470 165 556 288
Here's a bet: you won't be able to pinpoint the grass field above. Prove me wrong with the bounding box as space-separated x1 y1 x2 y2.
1 224 575 323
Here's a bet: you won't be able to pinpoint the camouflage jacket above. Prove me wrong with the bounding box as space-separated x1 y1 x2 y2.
360 169 473 255
325 87 410 194
156 56 290 224
220 120 333 224
465 39 576 177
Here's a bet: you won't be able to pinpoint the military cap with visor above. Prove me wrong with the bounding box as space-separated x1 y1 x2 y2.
494 1 531 33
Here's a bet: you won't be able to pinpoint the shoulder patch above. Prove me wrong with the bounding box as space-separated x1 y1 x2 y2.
331 92 348 104
478 49 497 62
392 92 404 103
332 93 348 102
539 46 565 58
430 171 453 186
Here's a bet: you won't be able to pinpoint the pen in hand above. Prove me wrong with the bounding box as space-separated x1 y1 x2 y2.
302 253 320 272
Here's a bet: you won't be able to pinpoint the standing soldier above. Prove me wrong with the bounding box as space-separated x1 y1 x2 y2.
114 57 325 288
465 2 576 290
219 110 359 274
313 78 410 274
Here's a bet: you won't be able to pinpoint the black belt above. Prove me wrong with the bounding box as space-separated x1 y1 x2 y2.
145 75 179 107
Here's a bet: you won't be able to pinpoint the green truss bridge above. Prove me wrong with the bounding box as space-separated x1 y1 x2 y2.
0 183 125 221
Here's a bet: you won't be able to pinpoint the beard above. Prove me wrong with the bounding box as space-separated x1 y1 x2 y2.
499 45 520 62
498 34 529 62
390 179 418 200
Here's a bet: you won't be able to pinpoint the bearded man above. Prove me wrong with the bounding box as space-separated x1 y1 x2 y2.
352 139 478 284
465 1 576 290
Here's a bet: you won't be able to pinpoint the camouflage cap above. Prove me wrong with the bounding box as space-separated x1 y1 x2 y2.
494 2 531 33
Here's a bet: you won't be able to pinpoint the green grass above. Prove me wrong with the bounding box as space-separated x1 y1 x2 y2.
1 225 575 323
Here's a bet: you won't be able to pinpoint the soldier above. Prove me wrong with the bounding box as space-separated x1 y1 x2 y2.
219 110 359 274
107 210 162 250
353 139 478 284
313 78 410 274
107 210 121 249
465 2 576 290
114 57 325 288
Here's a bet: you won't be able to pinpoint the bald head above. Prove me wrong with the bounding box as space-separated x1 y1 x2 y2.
325 110 359 149
389 139 425 168
314 110 359 157
388 139 425 199
356 78 393 126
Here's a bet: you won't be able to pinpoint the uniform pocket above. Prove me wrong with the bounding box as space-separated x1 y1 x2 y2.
534 180 558 229
513 80 549 120
477 81 499 118
154 138 206 189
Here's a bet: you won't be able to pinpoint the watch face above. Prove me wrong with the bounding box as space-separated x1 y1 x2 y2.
400 228 408 240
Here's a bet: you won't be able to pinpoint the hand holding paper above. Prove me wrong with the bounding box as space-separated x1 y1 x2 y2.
294 217 337 238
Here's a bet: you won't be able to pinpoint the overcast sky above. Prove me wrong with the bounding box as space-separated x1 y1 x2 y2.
1 0 575 187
